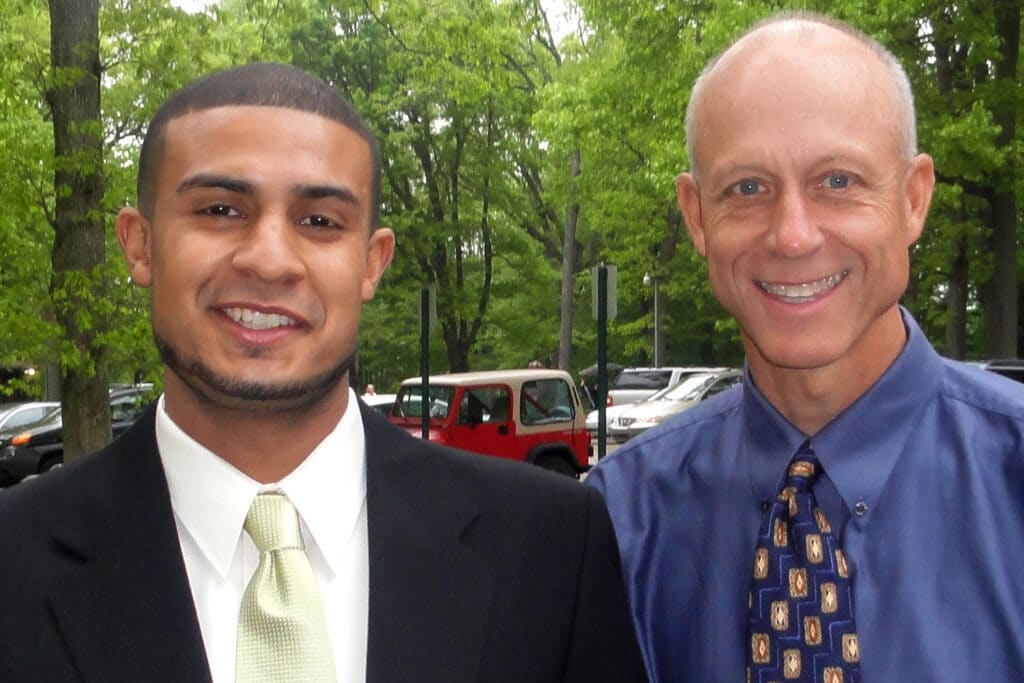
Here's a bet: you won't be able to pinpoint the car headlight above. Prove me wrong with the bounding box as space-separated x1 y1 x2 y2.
10 432 32 447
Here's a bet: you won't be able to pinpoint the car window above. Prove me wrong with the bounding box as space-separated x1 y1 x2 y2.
394 385 455 419
3 406 52 429
111 395 145 422
456 386 511 425
663 374 716 401
703 375 741 399
612 370 674 390
520 378 574 426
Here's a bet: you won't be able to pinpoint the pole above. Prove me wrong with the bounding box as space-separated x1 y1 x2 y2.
653 277 661 368
420 287 430 440
597 265 608 461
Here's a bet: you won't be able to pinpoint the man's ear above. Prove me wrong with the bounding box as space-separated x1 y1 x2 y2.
362 227 396 301
116 208 153 287
677 172 707 258
904 153 935 247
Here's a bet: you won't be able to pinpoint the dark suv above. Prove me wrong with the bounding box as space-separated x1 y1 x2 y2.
0 385 155 486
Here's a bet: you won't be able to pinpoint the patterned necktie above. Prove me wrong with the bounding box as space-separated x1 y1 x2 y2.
236 493 336 683
747 443 861 683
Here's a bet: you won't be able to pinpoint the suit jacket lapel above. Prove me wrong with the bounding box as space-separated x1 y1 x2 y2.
47 408 213 683
362 406 496 683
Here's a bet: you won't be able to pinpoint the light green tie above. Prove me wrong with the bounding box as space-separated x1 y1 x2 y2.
236 493 336 683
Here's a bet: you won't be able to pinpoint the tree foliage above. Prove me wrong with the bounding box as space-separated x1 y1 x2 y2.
3 0 1024 421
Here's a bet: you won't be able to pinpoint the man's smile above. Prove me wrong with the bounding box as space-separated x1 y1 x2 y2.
756 271 848 303
223 307 299 330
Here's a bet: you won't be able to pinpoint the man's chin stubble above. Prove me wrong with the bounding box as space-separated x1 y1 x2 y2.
154 334 354 414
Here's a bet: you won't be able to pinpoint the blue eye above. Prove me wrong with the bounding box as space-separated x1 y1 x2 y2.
732 179 763 196
823 173 850 189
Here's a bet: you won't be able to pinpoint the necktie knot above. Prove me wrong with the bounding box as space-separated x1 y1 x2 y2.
783 446 822 493
245 493 304 554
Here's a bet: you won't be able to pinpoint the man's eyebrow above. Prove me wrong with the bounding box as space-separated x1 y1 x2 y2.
177 174 251 195
296 183 361 207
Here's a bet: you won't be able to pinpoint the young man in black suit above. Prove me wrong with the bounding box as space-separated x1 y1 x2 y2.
0 63 646 683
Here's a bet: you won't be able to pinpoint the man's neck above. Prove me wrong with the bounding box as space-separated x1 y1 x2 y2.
162 377 351 483
747 308 908 436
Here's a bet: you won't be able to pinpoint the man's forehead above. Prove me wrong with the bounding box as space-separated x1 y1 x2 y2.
688 23 903 177
163 104 360 138
158 105 373 174
710 20 876 85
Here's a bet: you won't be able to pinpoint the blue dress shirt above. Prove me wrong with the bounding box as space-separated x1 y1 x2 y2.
588 311 1024 682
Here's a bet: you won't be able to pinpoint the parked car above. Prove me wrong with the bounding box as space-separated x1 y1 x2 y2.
0 385 155 486
968 359 1024 383
587 376 701 436
0 401 59 433
388 369 591 477
610 369 743 442
585 403 636 437
362 393 397 416
605 366 729 407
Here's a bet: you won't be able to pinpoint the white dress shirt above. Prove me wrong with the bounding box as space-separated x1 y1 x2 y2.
155 390 369 683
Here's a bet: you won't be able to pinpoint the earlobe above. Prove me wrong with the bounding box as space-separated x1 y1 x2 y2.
677 173 707 257
116 208 154 287
362 228 396 301
904 153 936 246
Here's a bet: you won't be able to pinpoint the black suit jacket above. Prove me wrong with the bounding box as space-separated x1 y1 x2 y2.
0 402 647 682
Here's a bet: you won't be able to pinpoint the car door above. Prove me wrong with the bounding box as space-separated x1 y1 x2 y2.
446 385 517 459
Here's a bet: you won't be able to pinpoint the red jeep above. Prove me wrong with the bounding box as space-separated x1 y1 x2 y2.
388 369 591 477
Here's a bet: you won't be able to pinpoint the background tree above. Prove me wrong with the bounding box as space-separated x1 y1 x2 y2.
5 0 1024 425
47 0 110 459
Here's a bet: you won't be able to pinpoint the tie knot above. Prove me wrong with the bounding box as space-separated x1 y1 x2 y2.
244 493 304 553
784 446 822 491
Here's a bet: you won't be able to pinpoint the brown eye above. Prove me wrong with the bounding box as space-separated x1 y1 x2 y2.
298 215 338 229
199 203 241 217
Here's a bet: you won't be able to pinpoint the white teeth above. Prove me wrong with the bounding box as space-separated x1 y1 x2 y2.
223 307 297 330
758 272 847 303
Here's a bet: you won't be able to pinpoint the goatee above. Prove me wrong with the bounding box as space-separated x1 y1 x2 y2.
154 333 354 414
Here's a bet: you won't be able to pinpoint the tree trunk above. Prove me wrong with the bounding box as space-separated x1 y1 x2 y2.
47 0 110 461
984 0 1020 358
557 149 581 371
945 235 968 359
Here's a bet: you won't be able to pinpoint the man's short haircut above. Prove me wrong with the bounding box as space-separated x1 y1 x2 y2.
137 62 382 229
685 11 917 180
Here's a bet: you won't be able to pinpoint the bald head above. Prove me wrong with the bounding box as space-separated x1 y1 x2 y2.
684 12 916 180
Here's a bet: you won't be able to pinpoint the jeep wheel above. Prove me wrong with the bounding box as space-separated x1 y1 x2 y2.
536 454 578 478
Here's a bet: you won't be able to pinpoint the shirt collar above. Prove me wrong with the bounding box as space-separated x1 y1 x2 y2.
156 389 367 579
742 308 943 527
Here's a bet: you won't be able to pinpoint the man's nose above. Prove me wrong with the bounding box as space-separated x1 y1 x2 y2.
765 189 825 257
230 212 305 282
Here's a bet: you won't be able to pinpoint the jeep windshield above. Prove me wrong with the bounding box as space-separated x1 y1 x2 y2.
393 385 455 420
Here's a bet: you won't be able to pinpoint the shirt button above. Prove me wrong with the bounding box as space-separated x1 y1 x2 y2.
854 499 868 516
759 498 771 511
